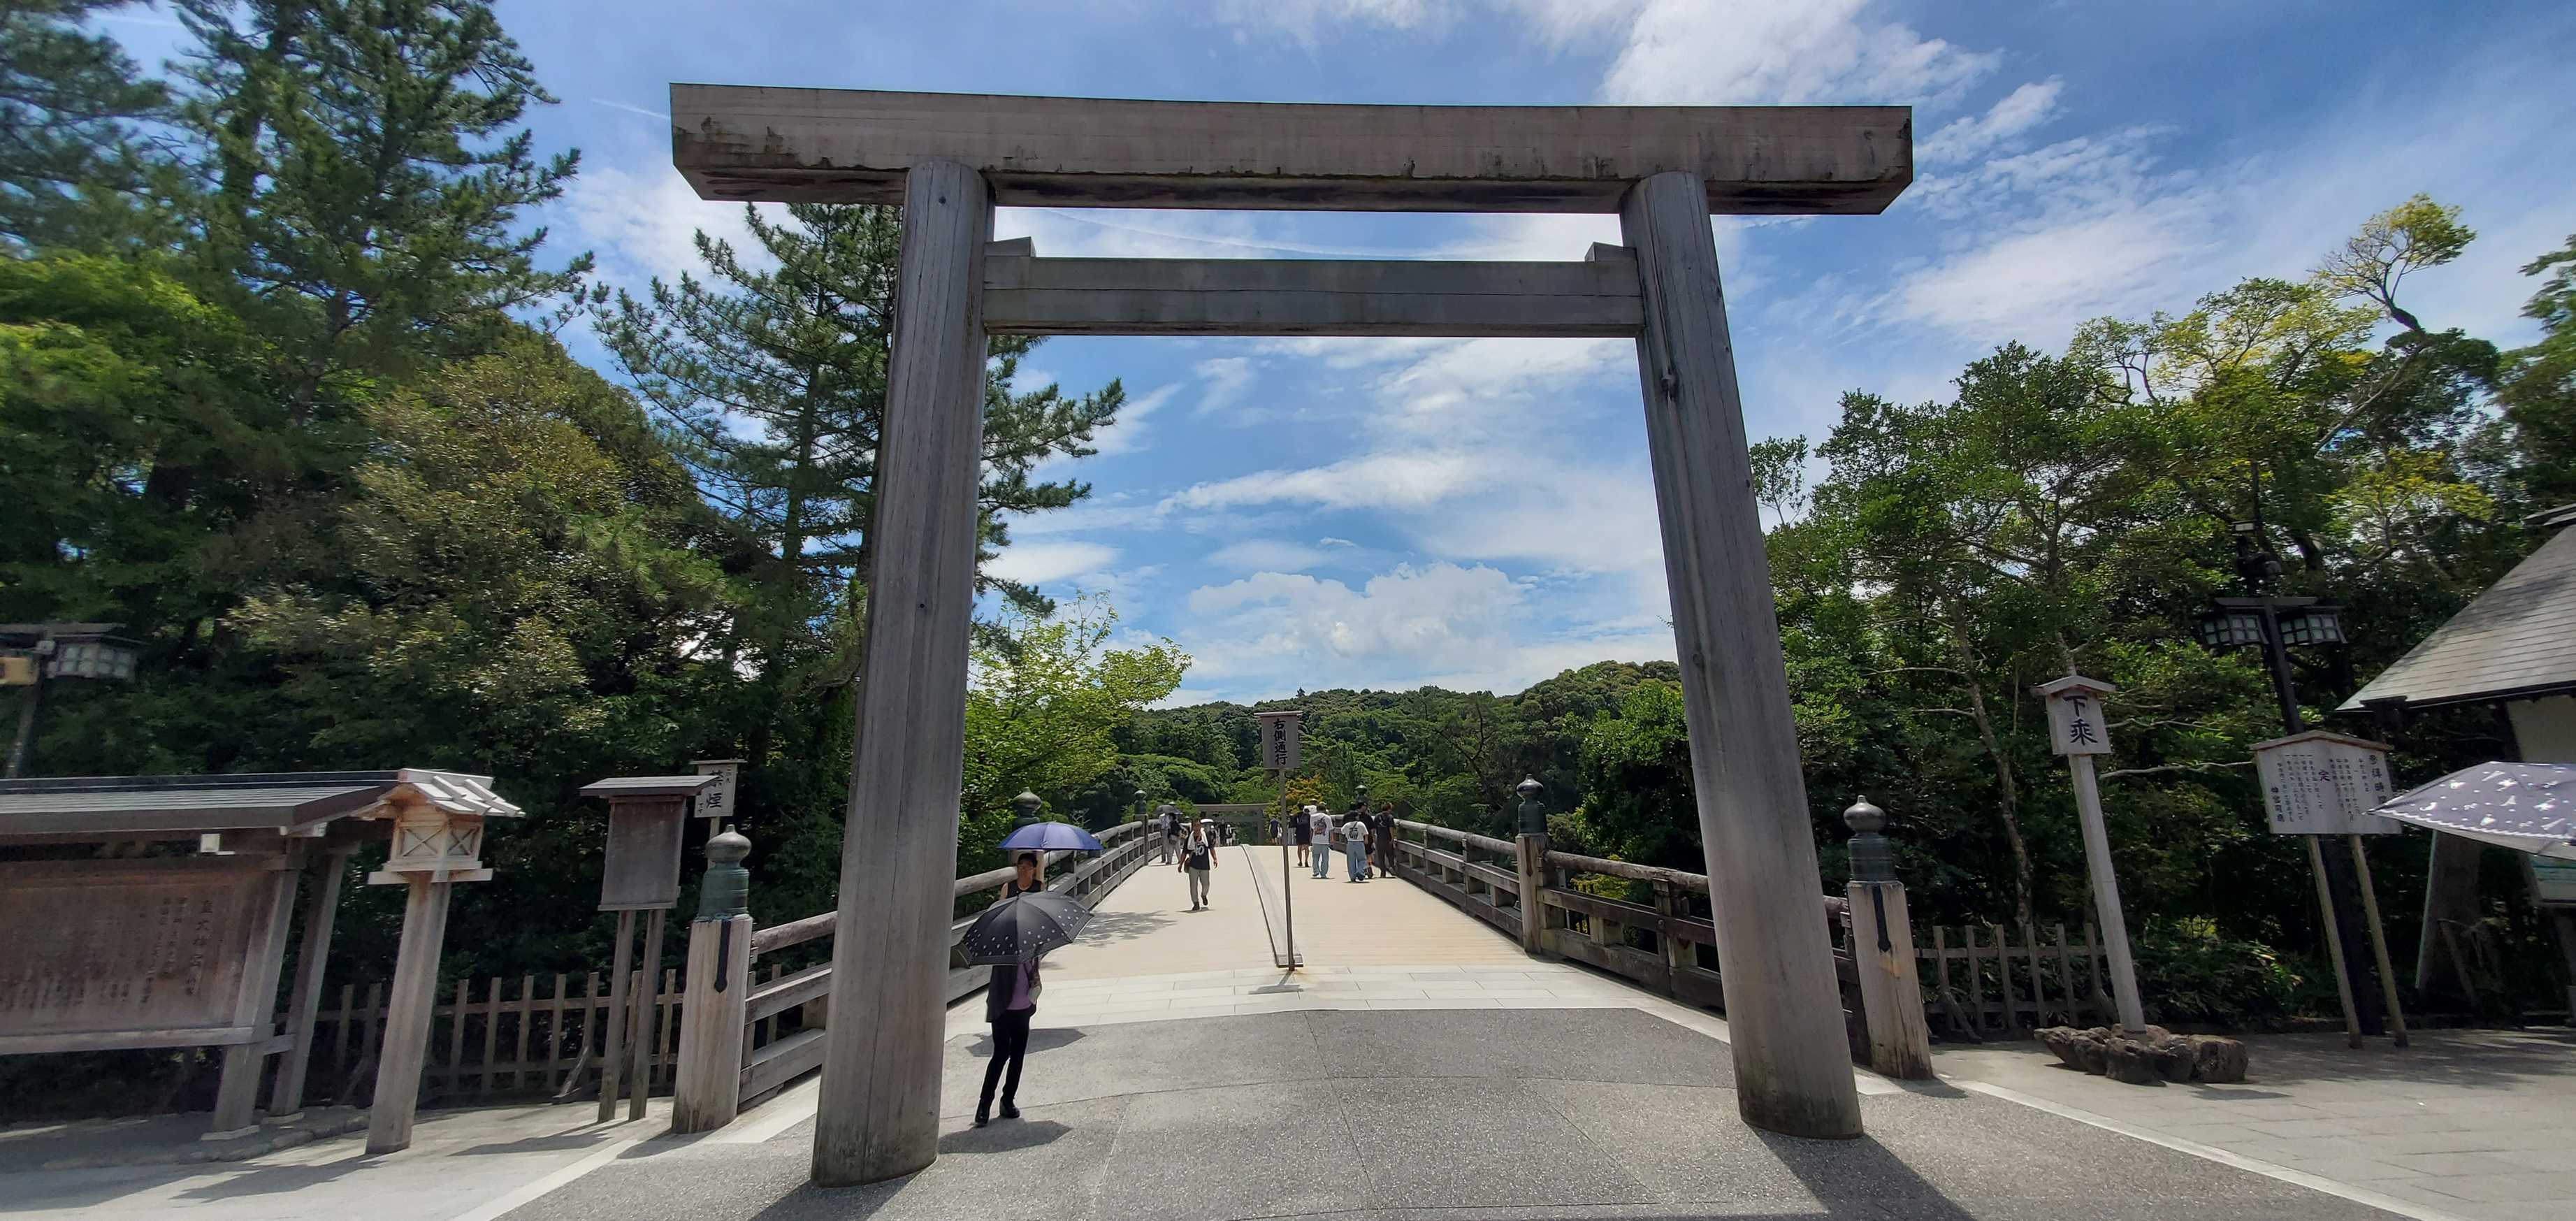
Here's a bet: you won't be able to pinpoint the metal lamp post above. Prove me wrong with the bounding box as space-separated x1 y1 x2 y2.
2195 522 2398 1041
2 623 140 779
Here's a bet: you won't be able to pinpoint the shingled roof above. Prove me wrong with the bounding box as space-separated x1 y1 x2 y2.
2342 525 2576 714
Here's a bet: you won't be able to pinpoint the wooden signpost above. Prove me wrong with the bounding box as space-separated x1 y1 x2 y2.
579 774 720 1123
2033 675 2146 1034
1256 711 1304 971
670 85 1910 1181
2252 730 2408 1049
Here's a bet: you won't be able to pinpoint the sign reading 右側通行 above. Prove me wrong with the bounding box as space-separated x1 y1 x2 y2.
1254 711 1301 774
2252 730 2400 837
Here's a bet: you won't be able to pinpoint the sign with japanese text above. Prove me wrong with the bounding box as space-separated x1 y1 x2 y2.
2528 856 2576 908
691 758 743 821
1254 711 1302 774
2034 675 2115 757
2251 730 2399 837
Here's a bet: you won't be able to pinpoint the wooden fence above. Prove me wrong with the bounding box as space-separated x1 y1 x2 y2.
1386 820 2114 1041
299 969 682 1108
294 820 1157 1113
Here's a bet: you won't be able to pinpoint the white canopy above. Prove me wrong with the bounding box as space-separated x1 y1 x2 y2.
2373 762 2576 860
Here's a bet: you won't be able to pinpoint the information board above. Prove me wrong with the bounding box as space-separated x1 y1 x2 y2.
2252 730 2400 836
0 856 270 1045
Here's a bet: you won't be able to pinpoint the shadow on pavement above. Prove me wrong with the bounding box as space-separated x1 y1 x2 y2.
1073 909 1177 946
964 1027 1087 1057
936 1118 1070 1155
1758 1131 1980 1221
171 1156 373 1202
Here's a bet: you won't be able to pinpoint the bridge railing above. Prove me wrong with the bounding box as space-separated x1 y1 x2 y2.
705 819 1154 1122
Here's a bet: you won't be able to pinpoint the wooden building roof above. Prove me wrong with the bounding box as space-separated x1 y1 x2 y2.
0 770 519 839
2343 525 2576 715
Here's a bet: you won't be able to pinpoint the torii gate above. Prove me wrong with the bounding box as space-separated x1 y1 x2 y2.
672 86 1913 1186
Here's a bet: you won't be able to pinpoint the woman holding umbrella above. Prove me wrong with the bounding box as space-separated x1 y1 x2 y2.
967 818 1102 1127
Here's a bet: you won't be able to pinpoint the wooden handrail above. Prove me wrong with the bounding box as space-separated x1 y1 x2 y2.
749 819 1150 957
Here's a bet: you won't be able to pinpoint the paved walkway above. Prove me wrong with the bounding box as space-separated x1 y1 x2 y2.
1938 1027 2576 1221
12 848 2568 1221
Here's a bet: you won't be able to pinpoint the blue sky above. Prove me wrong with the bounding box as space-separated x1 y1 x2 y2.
106 1 2576 705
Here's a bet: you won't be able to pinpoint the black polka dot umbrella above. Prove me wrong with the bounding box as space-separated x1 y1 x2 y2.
960 890 1092 964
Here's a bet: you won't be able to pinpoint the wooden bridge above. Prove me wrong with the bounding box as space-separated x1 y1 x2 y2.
453 817 2401 1221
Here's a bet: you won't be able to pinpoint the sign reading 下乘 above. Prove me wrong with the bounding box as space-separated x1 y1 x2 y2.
2251 730 2399 837
1254 711 1302 774
2034 676 2116 758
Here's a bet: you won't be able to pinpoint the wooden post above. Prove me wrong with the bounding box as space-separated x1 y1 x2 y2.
1516 832 1549 955
1845 881 1933 1080
208 853 303 1137
2306 835 2365 1050
628 909 665 1121
673 913 753 1133
2347 834 2409 1048
1621 170 1861 1140
811 159 992 1188
2416 830 2485 999
270 850 352 1118
597 909 637 1122
2067 754 2146 1032
366 877 452 1155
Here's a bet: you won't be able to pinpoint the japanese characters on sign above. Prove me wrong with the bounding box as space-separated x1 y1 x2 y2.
2034 675 2116 757
1254 711 1302 774
692 758 743 821
2250 730 2400 837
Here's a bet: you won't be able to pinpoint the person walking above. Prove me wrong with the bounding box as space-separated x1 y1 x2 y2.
1343 809 1370 882
1371 802 1397 878
1156 807 1178 865
1180 822 1217 910
1294 802 1313 869
978 853 1045 1128
1309 805 1333 878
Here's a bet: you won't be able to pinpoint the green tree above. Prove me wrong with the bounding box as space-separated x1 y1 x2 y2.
2499 233 2576 500
0 0 171 250
957 597 1187 871
175 0 586 409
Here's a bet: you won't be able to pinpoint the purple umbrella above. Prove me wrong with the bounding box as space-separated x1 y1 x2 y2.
999 821 1104 853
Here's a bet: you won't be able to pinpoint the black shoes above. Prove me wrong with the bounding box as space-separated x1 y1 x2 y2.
999 1101 1020 1120
974 1109 990 1127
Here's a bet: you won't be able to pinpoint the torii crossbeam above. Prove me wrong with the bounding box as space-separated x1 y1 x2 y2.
670 85 1912 1186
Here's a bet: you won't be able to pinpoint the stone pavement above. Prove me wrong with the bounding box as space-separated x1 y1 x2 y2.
12 844 2565 1221
505 1008 2397 1221
1937 1027 2576 1221
0 1095 674 1221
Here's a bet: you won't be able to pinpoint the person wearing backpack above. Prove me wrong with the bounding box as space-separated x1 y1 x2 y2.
1180 823 1217 910
1309 806 1333 878
1342 809 1371 881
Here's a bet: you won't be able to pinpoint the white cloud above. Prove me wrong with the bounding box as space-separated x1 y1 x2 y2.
559 164 767 288
1597 0 1996 108
1206 539 1333 572
1086 382 1180 458
1195 356 1259 416
1162 451 1486 514
983 541 1119 586
1182 563 1527 681
1920 79 2064 166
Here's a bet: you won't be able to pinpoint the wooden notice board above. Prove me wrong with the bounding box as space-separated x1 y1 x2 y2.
0 856 279 1050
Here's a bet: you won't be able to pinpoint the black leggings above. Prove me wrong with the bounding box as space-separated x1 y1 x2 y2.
981 1007 1032 1108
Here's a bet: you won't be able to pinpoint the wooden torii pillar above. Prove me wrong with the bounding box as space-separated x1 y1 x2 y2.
672 87 1913 1184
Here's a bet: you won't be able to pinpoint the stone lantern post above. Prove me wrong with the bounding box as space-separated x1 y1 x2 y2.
1842 796 1932 1080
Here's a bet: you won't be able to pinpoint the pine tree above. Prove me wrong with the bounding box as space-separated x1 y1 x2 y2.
174 0 587 408
597 202 1124 618
0 0 171 250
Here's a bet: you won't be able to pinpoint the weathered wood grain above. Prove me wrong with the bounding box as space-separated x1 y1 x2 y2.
1623 171 1861 1140
982 252 1643 337
671 87 1911 215
812 161 992 1189
366 876 451 1154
